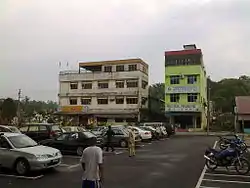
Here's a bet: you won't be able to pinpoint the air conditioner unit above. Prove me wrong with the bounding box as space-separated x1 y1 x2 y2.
110 98 115 101
180 74 185 79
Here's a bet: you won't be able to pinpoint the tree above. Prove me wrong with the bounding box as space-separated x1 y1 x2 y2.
147 83 166 121
1 98 17 123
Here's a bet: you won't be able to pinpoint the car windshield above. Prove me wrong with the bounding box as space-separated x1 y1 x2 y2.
8 135 38 148
83 131 96 138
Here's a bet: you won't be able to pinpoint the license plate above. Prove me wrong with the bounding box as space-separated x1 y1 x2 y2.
52 159 59 163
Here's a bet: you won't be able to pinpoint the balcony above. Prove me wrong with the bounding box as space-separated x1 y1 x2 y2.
59 71 148 81
165 104 201 112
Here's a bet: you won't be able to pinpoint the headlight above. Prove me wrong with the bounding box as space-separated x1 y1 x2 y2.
56 151 62 157
35 154 49 161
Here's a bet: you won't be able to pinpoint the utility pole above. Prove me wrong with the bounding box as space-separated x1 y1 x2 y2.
207 86 211 136
17 89 21 127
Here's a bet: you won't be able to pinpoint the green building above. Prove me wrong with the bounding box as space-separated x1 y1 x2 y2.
165 44 207 130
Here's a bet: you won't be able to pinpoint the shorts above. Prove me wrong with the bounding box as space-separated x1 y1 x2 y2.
82 180 102 188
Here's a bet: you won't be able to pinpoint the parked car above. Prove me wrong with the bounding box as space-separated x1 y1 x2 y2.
128 126 152 141
101 125 129 148
39 131 104 156
140 126 159 140
0 132 62 175
0 125 21 133
19 123 63 142
62 126 86 133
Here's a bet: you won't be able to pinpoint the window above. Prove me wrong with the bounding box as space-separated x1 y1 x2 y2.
70 82 78 90
82 82 92 89
170 76 180 84
28 126 39 132
0 137 11 149
69 98 77 105
142 80 148 89
19 126 28 132
116 65 124 72
170 94 180 102
39 125 47 131
104 66 112 72
57 134 69 141
187 75 197 84
97 98 108 105
143 66 147 73
81 98 91 105
126 97 138 104
126 80 138 88
116 97 124 104
187 93 198 102
128 64 137 71
113 129 123 135
116 81 124 88
98 82 109 89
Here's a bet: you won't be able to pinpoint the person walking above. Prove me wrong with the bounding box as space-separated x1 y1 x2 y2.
105 126 115 152
80 137 103 188
128 128 136 157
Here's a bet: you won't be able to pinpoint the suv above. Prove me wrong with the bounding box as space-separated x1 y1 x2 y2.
19 123 63 142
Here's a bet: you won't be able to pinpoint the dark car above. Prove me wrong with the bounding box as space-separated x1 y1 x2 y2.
100 125 130 148
39 131 104 156
0 125 21 133
19 123 63 142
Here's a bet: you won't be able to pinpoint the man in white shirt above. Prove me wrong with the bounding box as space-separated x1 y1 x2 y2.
80 137 103 188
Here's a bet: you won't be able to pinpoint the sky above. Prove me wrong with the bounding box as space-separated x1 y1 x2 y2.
1 0 250 101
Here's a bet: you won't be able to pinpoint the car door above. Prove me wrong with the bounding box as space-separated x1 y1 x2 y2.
26 125 39 141
38 125 49 141
0 136 15 168
64 133 82 153
112 128 125 146
49 134 69 153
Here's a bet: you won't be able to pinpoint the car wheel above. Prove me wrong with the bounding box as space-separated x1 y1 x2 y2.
77 146 84 156
15 158 30 175
120 140 127 148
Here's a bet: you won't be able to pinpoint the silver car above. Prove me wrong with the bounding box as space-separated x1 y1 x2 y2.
0 132 62 175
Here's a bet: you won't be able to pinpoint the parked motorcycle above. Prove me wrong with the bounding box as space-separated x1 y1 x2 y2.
204 141 250 175
218 134 247 151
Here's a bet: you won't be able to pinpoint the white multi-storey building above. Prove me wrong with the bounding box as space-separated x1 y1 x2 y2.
58 59 149 125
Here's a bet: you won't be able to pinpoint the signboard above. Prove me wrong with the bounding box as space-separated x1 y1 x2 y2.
165 86 199 94
58 105 88 113
165 104 200 112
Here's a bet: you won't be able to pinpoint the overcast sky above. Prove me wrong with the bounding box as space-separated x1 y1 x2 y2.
1 0 249 101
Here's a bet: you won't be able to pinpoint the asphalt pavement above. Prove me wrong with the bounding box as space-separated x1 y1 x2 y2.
0 136 216 188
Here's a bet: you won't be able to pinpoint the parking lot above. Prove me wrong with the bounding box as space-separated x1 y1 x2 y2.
0 136 216 188
196 141 250 188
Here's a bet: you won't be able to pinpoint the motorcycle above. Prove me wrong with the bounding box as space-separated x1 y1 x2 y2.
218 134 247 151
204 141 250 175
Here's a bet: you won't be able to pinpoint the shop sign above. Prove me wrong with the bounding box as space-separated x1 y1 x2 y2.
165 104 200 112
58 105 88 113
165 86 199 93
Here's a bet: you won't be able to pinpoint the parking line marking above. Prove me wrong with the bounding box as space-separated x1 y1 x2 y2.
195 141 217 188
60 164 70 167
205 173 250 178
0 174 44 180
203 178 250 184
63 155 81 159
200 186 220 188
68 164 80 169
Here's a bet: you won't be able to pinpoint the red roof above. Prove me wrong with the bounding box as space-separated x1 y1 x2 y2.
165 49 202 56
235 96 250 114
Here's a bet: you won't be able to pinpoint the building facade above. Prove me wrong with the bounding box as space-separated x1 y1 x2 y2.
165 44 207 130
58 59 149 125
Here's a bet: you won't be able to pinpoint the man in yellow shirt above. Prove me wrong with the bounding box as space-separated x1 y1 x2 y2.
128 128 136 157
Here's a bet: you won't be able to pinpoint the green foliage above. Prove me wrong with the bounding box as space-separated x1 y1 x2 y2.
209 75 250 113
1 98 17 123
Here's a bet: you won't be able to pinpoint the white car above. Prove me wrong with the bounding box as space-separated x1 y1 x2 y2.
128 126 152 141
0 132 62 175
